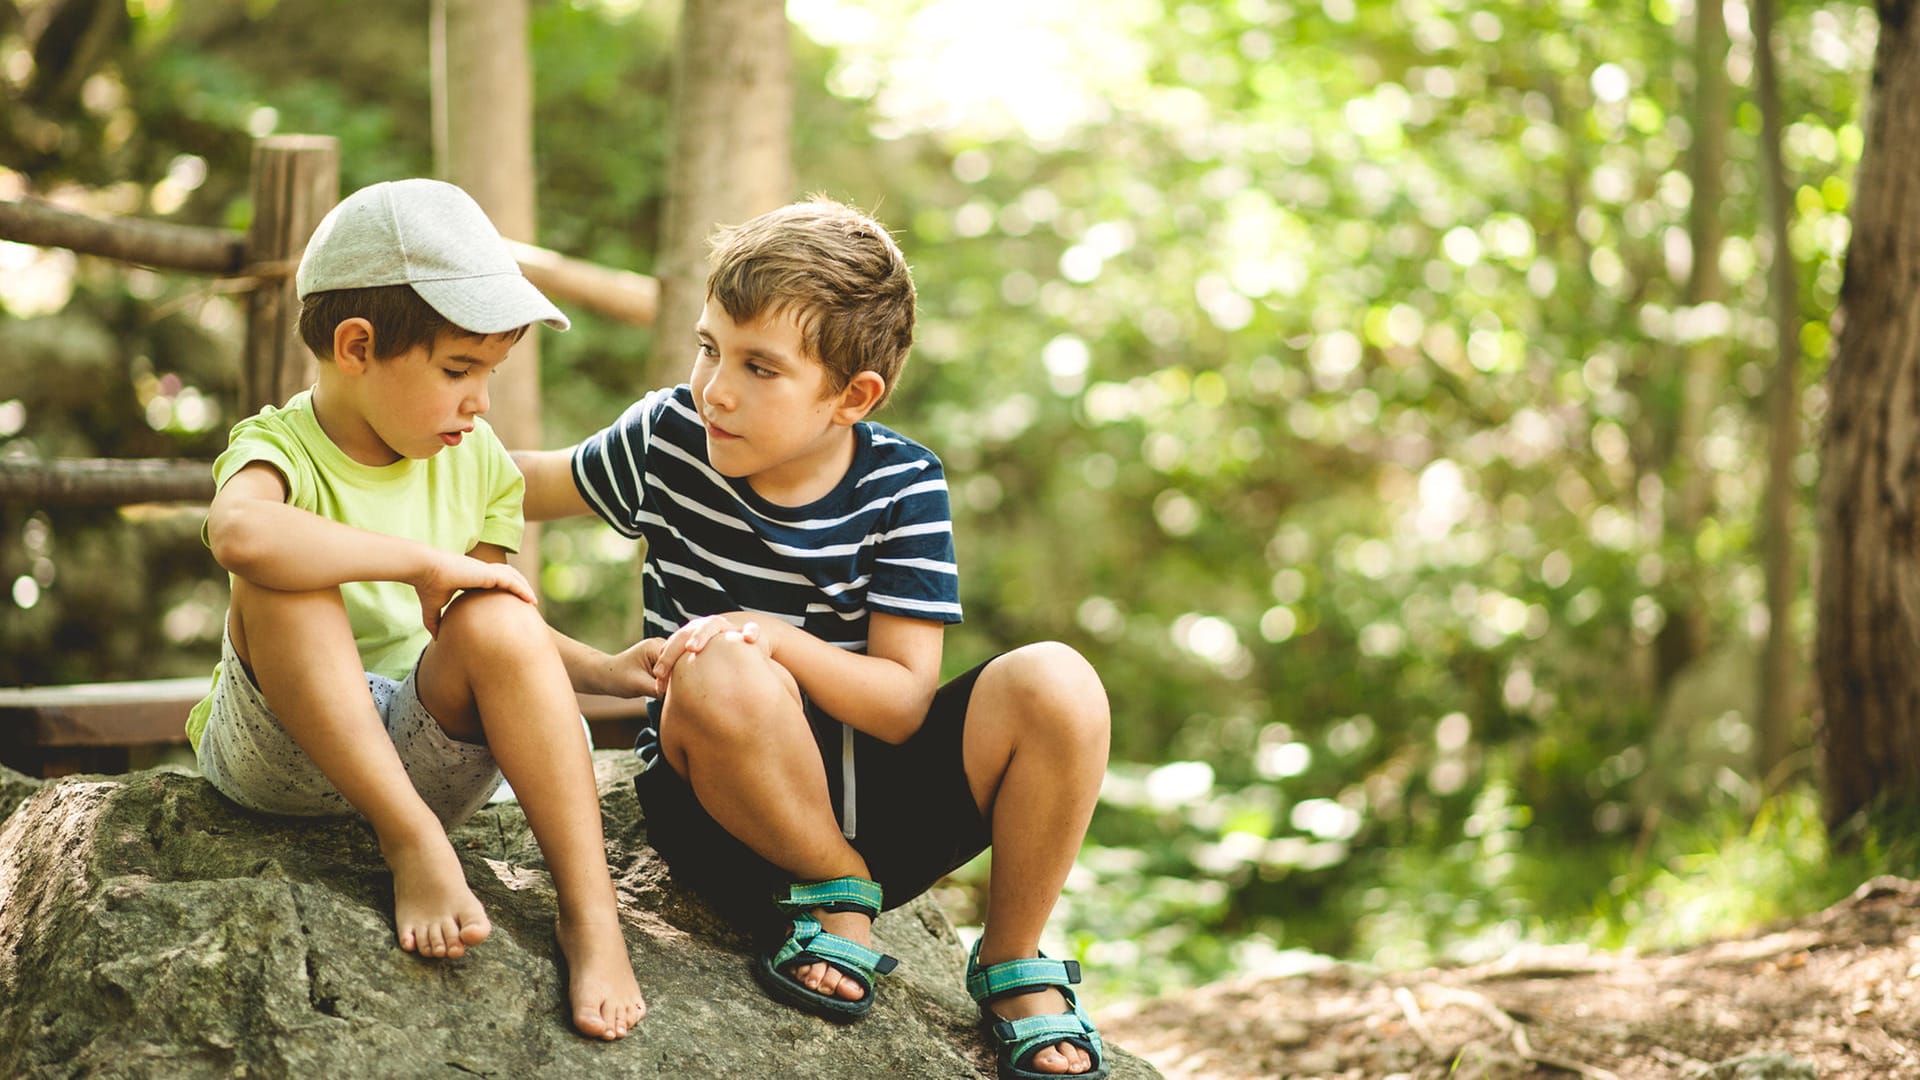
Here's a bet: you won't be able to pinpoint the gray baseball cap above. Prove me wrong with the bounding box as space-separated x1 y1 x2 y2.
295 178 569 333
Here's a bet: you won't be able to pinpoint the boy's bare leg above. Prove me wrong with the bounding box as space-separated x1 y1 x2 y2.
228 578 491 960
417 590 645 1040
962 642 1111 1076
658 635 876 1002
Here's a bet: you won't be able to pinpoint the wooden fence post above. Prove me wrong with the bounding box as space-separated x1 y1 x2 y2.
242 135 338 417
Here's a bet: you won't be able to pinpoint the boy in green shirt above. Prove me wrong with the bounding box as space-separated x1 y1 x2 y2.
188 179 644 1040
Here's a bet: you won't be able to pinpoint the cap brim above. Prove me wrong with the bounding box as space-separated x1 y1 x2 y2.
411 273 571 334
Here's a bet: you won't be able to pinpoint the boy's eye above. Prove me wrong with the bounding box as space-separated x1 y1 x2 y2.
747 362 775 378
696 341 718 358
444 368 469 379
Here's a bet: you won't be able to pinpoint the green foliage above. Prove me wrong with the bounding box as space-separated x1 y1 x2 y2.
0 0 1894 1000
1593 786 1918 953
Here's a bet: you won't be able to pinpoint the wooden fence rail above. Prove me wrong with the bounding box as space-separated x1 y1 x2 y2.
0 459 215 506
0 198 246 274
0 199 659 331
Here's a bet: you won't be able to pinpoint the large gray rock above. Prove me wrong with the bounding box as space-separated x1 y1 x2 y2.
0 755 1156 1079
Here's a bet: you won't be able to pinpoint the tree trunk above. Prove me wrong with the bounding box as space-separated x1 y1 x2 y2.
648 0 793 390
630 0 792 639
436 0 544 585
1816 2 1920 832
1753 0 1803 791
1656 0 1729 696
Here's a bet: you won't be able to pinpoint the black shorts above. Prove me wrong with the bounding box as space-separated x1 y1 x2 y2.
633 656 998 930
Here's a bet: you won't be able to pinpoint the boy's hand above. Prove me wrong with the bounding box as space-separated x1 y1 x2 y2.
412 552 537 637
651 615 765 692
603 637 667 700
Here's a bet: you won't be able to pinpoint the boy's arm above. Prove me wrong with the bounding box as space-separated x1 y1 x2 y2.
467 539 662 698
661 611 944 745
513 448 593 522
550 628 665 700
210 462 536 635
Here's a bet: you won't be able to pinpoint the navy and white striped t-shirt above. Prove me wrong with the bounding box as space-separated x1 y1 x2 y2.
570 384 962 652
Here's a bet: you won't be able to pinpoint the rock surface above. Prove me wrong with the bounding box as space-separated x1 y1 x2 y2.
0 756 1156 1079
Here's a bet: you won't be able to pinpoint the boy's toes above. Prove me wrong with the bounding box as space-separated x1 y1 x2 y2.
833 968 866 1001
1027 1041 1089 1075
607 997 643 1039
598 999 630 1040
787 959 863 1001
573 1005 611 1039
573 994 644 1041
457 913 491 949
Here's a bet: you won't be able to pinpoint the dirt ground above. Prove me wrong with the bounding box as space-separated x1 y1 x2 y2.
1098 876 1920 1079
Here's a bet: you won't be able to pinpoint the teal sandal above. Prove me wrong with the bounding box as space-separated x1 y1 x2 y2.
752 877 898 1022
966 940 1110 1080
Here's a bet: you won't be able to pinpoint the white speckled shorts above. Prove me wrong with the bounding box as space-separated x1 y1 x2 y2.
195 628 502 827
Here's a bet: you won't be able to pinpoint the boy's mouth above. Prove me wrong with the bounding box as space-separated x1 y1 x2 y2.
440 429 469 447
706 420 740 441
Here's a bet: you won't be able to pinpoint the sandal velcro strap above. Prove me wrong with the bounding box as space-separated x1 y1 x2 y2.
966 952 1082 1002
770 918 899 979
993 1011 1099 1051
778 876 884 917
990 1008 1107 1079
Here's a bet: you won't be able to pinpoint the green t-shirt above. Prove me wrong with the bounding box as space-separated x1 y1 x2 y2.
185 390 525 748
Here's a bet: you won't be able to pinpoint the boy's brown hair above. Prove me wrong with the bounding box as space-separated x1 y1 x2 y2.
706 199 916 407
297 285 526 361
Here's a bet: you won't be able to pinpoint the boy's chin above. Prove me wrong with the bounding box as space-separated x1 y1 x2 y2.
703 449 750 479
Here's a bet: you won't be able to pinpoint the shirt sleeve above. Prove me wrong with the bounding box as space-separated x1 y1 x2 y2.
476 422 525 554
212 409 309 506
866 456 963 624
570 386 675 538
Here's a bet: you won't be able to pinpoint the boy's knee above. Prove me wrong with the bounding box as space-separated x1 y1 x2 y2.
662 638 791 747
1000 641 1103 700
436 589 546 653
994 642 1110 742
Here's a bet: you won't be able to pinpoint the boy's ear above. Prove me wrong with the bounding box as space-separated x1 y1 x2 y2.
330 318 376 374
832 370 887 424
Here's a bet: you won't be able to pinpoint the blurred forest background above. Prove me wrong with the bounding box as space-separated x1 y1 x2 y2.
2 0 1909 1004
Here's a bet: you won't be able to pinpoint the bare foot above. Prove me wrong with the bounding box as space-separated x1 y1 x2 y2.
989 987 1096 1075
382 833 491 959
789 908 871 1002
556 913 646 1040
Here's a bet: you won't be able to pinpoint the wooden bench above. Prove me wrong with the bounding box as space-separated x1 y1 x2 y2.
0 679 649 778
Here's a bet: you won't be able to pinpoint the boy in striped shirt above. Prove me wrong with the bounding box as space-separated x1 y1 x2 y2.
517 199 1112 1078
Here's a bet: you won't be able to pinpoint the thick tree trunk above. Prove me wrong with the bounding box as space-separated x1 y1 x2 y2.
648 0 793 390
436 0 544 584
1816 2 1920 831
1754 0 1803 790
